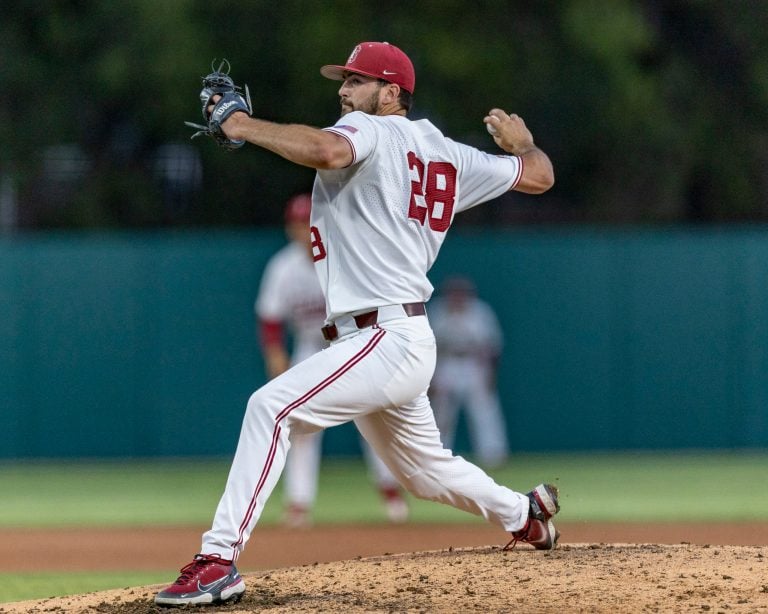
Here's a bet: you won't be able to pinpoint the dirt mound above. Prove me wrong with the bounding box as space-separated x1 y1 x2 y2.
4 543 767 613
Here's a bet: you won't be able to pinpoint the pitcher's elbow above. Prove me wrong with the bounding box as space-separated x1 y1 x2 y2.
528 170 554 194
541 170 555 192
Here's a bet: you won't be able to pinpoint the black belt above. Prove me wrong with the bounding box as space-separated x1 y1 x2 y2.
321 303 426 342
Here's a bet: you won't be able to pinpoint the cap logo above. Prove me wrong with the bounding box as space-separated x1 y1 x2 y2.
382 70 397 75
347 45 361 64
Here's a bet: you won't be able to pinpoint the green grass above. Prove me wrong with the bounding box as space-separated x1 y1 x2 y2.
0 458 236 527
2 451 768 527
1 451 767 603
526 450 768 522
0 571 169 603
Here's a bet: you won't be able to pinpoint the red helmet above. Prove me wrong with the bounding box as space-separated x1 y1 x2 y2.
284 193 312 223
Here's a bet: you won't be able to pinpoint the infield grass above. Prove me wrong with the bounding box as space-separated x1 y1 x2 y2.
1 451 767 528
0 571 169 604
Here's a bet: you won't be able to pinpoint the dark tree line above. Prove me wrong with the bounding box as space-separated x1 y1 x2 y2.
1 0 767 229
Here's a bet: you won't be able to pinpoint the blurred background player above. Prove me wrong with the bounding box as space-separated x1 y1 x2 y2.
429 276 509 468
255 193 409 527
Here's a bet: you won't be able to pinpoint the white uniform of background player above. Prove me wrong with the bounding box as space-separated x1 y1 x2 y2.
156 41 559 607
255 193 408 526
429 276 509 468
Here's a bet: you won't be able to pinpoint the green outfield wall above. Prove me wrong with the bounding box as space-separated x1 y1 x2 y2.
1 226 766 458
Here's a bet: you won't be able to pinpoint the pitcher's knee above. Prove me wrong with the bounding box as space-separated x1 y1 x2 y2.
244 388 281 426
246 388 266 412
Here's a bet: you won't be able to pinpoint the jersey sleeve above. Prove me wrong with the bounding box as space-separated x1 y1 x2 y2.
450 140 522 213
322 111 378 166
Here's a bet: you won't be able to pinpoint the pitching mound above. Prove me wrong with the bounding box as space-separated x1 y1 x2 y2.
4 542 767 613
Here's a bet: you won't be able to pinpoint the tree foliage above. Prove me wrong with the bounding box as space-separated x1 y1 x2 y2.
2 0 767 228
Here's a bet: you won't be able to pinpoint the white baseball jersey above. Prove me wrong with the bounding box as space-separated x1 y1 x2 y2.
255 241 327 362
312 112 522 320
202 111 533 562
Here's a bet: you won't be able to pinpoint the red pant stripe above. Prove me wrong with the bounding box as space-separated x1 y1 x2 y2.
231 328 387 553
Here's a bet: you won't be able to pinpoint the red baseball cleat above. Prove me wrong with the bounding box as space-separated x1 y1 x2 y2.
505 517 560 550
504 483 561 550
154 553 245 607
528 483 560 521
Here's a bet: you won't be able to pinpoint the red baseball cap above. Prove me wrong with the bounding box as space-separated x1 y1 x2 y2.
320 42 415 94
284 193 312 223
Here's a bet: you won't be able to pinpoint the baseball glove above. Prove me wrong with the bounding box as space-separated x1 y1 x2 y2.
185 59 252 151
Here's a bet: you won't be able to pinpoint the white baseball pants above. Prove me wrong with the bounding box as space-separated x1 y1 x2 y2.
201 314 528 561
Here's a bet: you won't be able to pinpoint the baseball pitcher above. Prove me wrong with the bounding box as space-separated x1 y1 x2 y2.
157 41 559 607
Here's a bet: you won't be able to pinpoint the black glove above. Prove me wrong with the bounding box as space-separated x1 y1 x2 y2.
185 59 252 151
